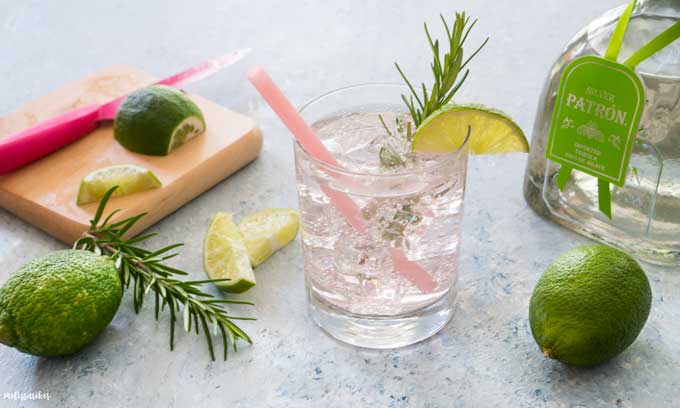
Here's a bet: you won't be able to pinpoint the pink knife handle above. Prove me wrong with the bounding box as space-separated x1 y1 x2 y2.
0 104 101 174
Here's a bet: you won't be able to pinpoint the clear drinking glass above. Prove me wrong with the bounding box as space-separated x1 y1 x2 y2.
295 84 469 348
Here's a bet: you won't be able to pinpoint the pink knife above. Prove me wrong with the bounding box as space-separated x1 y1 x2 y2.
0 48 251 174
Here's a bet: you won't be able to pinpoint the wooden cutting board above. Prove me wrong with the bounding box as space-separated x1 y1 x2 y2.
0 65 262 244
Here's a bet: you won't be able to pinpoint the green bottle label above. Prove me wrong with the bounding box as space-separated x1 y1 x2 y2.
546 56 645 187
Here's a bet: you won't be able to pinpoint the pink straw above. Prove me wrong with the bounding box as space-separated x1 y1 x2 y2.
248 66 436 293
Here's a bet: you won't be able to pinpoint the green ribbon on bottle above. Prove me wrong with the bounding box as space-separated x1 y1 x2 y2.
556 0 680 219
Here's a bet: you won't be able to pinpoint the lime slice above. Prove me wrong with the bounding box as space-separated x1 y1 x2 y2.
203 212 256 293
77 164 161 205
114 85 206 156
238 209 300 267
412 104 529 154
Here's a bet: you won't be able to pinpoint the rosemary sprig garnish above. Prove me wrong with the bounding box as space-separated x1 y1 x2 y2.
73 187 253 361
378 116 414 169
379 145 406 169
396 12 488 127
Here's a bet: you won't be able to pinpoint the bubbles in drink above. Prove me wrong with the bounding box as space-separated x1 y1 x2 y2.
296 111 466 316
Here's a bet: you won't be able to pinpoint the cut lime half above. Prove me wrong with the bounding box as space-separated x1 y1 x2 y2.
203 212 256 293
114 85 206 156
412 104 529 154
77 164 161 205
238 209 300 267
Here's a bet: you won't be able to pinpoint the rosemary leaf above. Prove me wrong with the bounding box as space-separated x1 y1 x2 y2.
218 323 229 361
90 187 117 228
379 145 406 169
100 208 123 229
124 232 158 245
143 243 185 261
198 313 215 361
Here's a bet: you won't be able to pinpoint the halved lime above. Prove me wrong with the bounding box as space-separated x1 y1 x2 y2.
412 104 529 154
77 164 161 205
114 85 206 156
203 212 256 293
238 209 299 267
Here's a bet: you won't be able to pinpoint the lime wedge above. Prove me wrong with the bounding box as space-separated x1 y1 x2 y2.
114 85 206 156
204 212 256 293
412 104 529 154
77 164 161 205
238 209 299 267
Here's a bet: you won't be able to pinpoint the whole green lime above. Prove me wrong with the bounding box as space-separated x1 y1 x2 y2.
114 85 206 156
0 250 123 357
529 245 652 366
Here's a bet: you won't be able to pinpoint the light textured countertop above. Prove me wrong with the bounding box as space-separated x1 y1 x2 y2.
1 1 678 407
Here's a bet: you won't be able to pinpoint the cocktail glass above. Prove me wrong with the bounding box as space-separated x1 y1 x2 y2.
295 84 469 348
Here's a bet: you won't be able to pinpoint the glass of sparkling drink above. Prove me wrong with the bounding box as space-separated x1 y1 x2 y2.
295 84 469 348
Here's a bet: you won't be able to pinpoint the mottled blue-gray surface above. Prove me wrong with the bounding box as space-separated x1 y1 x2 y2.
1 1 678 407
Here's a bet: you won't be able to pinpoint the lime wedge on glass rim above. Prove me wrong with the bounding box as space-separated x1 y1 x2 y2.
203 212 256 293
238 208 299 267
411 104 529 154
77 164 162 205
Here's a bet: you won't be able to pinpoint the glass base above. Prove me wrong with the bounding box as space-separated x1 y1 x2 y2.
307 285 456 349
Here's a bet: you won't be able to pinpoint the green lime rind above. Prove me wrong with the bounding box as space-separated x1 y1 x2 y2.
203 212 256 294
0 250 122 357
77 164 162 205
412 103 529 154
114 85 206 156
529 245 652 367
214 278 256 294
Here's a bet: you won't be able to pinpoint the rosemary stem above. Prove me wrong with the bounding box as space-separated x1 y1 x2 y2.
76 187 253 362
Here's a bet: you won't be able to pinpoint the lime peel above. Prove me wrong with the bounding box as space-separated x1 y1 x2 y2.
114 85 206 156
0 250 122 357
529 245 652 366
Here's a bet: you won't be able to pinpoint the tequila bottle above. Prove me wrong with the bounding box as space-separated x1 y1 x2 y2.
524 0 680 265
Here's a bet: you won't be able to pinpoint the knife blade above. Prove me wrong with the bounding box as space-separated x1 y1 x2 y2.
97 49 250 120
0 48 251 174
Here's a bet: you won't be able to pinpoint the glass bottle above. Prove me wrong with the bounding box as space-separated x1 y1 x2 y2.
524 0 680 265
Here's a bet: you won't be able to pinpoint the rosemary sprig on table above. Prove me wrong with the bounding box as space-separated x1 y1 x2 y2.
396 12 488 127
73 187 253 361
